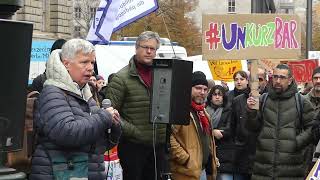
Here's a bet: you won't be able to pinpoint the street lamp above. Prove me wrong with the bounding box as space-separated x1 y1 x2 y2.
306 0 313 58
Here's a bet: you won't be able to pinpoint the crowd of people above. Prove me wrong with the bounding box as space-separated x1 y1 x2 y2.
17 30 320 180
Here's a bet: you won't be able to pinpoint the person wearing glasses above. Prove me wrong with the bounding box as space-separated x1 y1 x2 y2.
105 31 167 180
246 64 315 180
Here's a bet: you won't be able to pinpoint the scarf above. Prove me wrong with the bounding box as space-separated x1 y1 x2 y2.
206 105 223 129
191 101 211 135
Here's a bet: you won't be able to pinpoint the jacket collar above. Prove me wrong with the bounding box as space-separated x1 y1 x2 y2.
268 81 298 100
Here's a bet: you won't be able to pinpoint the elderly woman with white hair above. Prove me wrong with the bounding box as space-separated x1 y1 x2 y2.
29 39 121 180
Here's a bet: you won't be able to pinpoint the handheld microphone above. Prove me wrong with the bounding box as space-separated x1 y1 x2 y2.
102 99 112 109
102 99 112 134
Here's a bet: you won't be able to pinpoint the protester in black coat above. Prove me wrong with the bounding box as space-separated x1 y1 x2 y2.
206 85 234 179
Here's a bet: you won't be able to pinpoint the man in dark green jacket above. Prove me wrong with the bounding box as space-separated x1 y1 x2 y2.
246 64 315 180
105 31 166 180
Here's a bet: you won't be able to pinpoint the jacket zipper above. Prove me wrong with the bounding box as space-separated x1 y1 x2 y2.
273 100 280 179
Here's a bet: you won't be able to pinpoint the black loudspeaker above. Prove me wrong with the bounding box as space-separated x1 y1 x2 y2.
150 59 193 125
0 19 33 152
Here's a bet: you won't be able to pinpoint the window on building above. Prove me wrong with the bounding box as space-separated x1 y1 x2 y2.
75 26 81 37
75 7 81 19
90 8 97 19
228 0 235 13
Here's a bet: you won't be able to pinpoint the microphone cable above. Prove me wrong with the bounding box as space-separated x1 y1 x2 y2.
152 115 159 180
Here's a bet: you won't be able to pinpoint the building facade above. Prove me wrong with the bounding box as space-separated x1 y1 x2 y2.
12 0 100 40
13 0 72 40
72 0 100 38
193 0 252 28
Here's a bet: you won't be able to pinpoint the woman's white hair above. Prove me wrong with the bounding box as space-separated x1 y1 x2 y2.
61 39 95 61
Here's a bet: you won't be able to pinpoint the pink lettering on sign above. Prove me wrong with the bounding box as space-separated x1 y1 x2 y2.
274 17 299 49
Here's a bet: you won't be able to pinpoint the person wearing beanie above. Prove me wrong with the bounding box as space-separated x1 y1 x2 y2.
170 71 218 180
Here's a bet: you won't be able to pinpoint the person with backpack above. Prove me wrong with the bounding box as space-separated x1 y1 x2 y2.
246 64 315 180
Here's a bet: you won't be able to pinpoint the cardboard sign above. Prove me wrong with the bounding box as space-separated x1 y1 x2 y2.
207 60 242 81
202 14 301 60
287 59 318 83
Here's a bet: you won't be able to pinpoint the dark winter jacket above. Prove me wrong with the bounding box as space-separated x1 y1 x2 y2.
30 73 46 93
246 83 315 180
105 56 166 145
305 90 320 113
231 93 257 175
29 50 121 180
226 87 250 108
206 105 233 173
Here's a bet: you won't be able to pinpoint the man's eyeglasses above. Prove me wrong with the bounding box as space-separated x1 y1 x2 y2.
272 75 288 80
138 45 157 52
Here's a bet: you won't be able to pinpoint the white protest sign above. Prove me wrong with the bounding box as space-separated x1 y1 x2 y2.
87 0 158 44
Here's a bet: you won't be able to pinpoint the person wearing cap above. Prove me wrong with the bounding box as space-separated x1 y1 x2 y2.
170 71 218 180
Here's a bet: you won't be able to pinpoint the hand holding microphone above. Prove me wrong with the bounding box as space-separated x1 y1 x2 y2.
102 99 121 125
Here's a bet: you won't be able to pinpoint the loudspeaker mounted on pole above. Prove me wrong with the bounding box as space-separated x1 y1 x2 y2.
150 58 193 125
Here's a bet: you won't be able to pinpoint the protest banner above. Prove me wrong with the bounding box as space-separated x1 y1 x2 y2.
207 60 242 82
287 59 318 83
202 14 301 60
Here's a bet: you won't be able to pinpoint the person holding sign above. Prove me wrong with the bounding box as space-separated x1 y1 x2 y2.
246 64 315 179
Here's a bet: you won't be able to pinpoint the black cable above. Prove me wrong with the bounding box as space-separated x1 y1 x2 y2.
152 116 158 180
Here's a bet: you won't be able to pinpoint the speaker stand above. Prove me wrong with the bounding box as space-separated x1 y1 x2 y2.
160 124 173 180
0 152 26 180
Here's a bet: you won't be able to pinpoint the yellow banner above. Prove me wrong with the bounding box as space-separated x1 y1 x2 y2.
207 60 242 82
